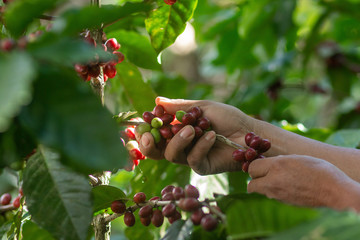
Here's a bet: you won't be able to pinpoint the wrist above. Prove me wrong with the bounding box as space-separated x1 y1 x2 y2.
332 179 360 212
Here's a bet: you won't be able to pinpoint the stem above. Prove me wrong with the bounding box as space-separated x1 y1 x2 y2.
216 134 247 150
0 204 16 213
38 14 56 21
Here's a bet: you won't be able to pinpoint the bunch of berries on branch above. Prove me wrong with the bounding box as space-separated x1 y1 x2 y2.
110 184 222 231
74 31 124 82
0 188 23 210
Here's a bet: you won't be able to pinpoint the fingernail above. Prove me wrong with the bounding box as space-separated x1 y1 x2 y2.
205 131 215 141
180 126 194 139
156 96 171 102
141 135 150 148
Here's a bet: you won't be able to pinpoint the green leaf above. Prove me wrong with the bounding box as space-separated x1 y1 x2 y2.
58 3 151 35
325 129 360 148
92 185 126 212
115 61 157 114
227 171 248 193
218 193 319 239
22 221 55 240
161 219 193 240
0 52 36 133
145 0 198 53
4 0 65 38
19 65 127 174
23 146 93 240
106 30 161 70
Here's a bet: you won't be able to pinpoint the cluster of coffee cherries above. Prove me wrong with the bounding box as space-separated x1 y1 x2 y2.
0 31 42 52
74 32 124 82
0 189 23 210
232 132 271 172
164 0 176 5
136 105 211 148
110 184 221 231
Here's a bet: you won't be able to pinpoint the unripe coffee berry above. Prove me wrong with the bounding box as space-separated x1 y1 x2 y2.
133 192 146 203
0 193 11 205
151 117 163 129
151 209 164 227
111 200 126 214
150 128 161 144
175 110 186 122
125 140 139 151
135 123 151 135
124 212 135 227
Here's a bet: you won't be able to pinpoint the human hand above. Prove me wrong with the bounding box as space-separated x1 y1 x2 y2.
247 154 360 210
136 97 254 175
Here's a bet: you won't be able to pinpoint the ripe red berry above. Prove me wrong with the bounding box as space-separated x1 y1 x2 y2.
190 107 202 119
84 34 96 47
191 208 204 225
139 205 153 218
103 63 117 78
162 203 176 217
133 192 146 204
201 214 218 231
74 64 88 75
172 187 185 200
194 126 203 138
140 217 151 226
160 114 175 125
142 111 155 124
245 132 255 146
245 148 258 162
125 128 136 140
88 65 101 78
196 117 211 130
242 161 250 172
13 196 21 209
111 200 126 214
151 209 164 227
159 126 173 139
1 39 15 51
113 51 124 64
162 192 175 201
171 124 184 135
164 0 177 5
153 105 165 117
258 139 271 153
105 38 120 51
124 212 135 227
249 136 262 150
184 184 199 199
182 113 196 125
0 193 11 205
168 210 181 224
149 196 160 201
129 148 145 160
178 198 200 212
161 185 175 196
232 149 246 162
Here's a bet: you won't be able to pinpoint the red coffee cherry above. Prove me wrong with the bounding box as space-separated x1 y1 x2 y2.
13 196 21 209
201 214 218 231
88 64 101 78
159 126 173 139
140 217 151 226
153 105 165 117
242 161 250 172
1 39 15 51
171 124 184 135
196 117 211 130
103 63 117 78
133 192 146 204
105 38 120 51
258 139 271 153
191 208 204 225
168 210 181 224
160 113 175 125
124 212 136 227
184 184 199 199
172 187 185 200
74 64 88 75
162 192 175 201
149 196 160 201
182 113 196 126
125 128 136 140
245 132 255 146
190 107 202 119
161 185 175 196
194 126 203 138
245 148 258 162
164 0 177 5
142 111 155 124
129 148 145 160
178 198 200 212
113 51 124 64
232 149 246 162
111 200 126 214
139 205 153 218
151 209 164 227
249 136 262 150
162 203 176 217
0 193 11 205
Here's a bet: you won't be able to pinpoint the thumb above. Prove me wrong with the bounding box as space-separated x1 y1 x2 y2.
155 97 200 114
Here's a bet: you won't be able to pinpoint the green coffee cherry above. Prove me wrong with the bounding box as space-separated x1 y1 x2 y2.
175 110 186 122
151 128 161 144
151 117 163 129
135 123 151 135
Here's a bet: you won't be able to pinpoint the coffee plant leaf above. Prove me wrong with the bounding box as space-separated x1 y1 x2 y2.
145 0 198 53
23 146 93 240
92 185 127 213
22 221 55 240
161 219 193 240
325 129 360 148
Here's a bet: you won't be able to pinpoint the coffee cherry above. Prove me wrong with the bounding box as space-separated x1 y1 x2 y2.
164 0 177 5
175 110 186 122
13 196 21 209
196 117 211 130
159 126 173 139
232 149 245 162
184 184 199 199
135 123 151 135
178 198 199 212
151 209 164 227
124 212 135 227
201 214 218 231
190 107 202 119
104 63 117 78
191 208 204 225
105 38 120 51
150 128 161 144
113 51 124 64
133 192 146 204
194 126 203 138
151 117 163 129
171 124 184 135
149 196 160 201
140 217 151 226
125 140 138 151
162 203 176 217
1 39 15 51
249 136 262 149
161 185 175 196
19 188 23 197
182 113 196 125
0 193 11 205
258 139 271 153
242 161 250 172
74 64 88 75
162 192 175 201
111 200 126 214
139 205 153 218
245 148 257 162
142 111 155 124
125 128 136 140
245 132 255 146
153 105 165 117
172 187 185 200
168 210 181 224
129 148 145 160
160 113 175 125
88 64 101 78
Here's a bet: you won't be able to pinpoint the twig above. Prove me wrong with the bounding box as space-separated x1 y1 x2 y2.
216 134 247 150
0 204 16 213
118 120 143 126
38 14 56 21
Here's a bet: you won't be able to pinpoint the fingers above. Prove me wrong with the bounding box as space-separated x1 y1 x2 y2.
138 132 163 160
155 97 202 114
164 125 195 165
248 157 273 179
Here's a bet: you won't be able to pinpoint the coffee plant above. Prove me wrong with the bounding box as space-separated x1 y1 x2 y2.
1 0 360 240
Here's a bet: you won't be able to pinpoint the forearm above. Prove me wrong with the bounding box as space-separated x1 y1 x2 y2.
253 119 360 182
